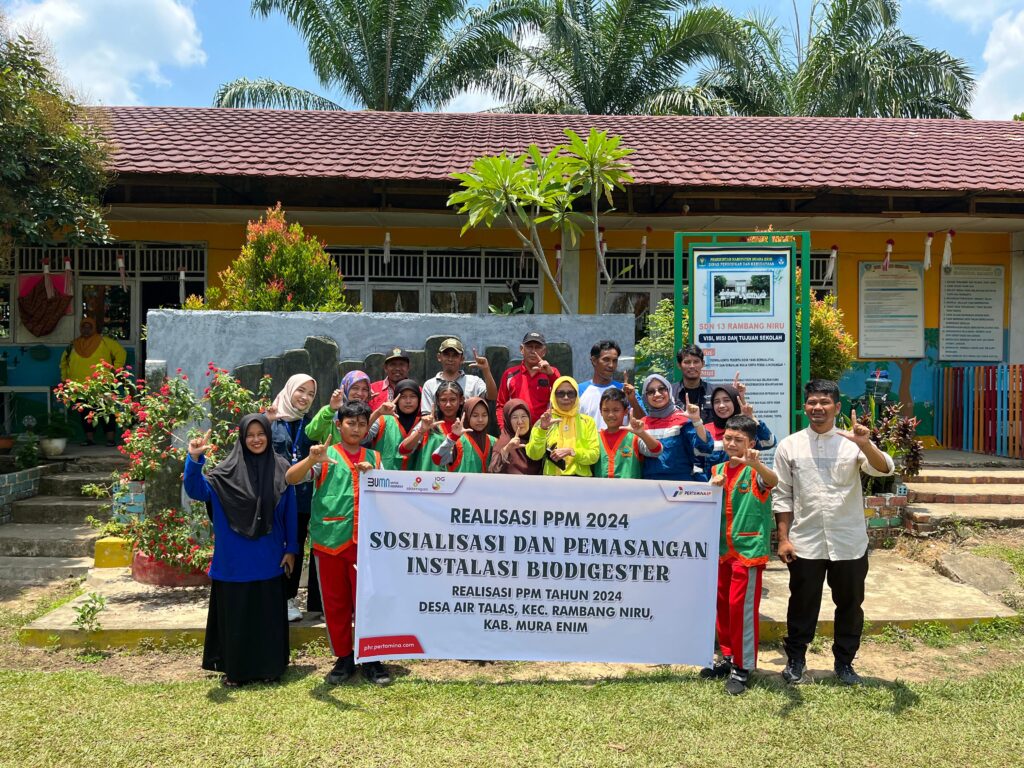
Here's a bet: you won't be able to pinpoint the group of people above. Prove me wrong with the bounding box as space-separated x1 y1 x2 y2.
183 331 892 695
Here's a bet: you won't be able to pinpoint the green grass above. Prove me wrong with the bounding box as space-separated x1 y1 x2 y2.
0 580 82 639
1 664 1024 767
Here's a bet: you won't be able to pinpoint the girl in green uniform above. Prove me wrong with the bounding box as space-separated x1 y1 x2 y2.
399 380 464 472
368 379 422 470
432 396 495 473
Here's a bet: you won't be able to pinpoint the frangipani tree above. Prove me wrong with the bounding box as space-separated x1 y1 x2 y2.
447 128 634 314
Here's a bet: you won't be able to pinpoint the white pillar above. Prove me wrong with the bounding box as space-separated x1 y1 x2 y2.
1012 232 1024 363
561 238 580 314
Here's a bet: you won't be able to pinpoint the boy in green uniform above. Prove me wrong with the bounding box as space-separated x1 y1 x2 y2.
285 401 389 686
701 414 779 695
595 388 662 478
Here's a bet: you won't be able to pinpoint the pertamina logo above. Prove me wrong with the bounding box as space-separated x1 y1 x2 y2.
672 486 714 500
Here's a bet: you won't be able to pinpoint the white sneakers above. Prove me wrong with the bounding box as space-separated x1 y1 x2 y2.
287 598 303 622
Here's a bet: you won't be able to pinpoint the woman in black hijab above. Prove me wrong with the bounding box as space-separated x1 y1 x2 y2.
183 413 299 686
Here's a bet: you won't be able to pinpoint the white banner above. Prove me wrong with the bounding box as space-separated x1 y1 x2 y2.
691 246 793 460
354 471 720 666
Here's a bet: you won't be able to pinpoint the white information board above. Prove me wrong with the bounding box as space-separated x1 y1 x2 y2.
692 247 792 459
355 471 719 666
940 265 1004 361
859 262 925 358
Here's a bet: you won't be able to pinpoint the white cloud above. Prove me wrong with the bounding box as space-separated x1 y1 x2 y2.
7 0 206 105
972 11 1024 119
924 0 1019 31
443 88 503 113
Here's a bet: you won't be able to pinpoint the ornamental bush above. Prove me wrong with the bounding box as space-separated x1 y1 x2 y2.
796 292 858 382
635 298 689 378
203 203 359 311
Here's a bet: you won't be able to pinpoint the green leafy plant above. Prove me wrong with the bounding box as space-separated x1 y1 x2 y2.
42 410 75 439
488 295 534 316
635 299 689 379
854 402 923 495
72 593 106 633
795 291 858 382
125 505 212 574
203 204 359 312
448 129 635 315
14 416 39 469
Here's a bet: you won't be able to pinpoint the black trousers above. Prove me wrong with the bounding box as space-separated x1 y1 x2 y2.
284 513 322 612
783 551 869 667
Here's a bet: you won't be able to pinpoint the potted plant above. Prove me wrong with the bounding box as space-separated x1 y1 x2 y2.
126 504 213 587
39 411 74 458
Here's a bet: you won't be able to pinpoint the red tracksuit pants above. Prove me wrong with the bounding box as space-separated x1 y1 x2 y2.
715 558 765 671
315 546 357 657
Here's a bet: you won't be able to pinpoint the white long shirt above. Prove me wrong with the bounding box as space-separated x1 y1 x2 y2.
772 426 895 561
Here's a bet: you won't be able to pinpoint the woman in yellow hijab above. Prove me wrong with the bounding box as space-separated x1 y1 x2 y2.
526 376 600 477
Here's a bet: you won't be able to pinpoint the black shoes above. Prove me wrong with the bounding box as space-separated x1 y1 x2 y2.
699 657 733 680
363 661 392 686
834 663 863 686
325 653 355 685
724 668 749 695
782 658 807 684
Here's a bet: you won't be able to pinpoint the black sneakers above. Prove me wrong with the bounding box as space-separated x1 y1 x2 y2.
834 663 863 686
699 657 733 680
724 668 749 696
363 661 392 686
782 658 807 684
325 653 355 685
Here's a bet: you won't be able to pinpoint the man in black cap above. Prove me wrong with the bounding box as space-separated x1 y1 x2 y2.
495 331 560 430
369 347 411 410
421 337 496 414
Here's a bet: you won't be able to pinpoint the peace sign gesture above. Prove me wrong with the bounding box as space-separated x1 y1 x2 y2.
188 429 212 460
379 396 398 416
836 408 871 447
468 347 490 373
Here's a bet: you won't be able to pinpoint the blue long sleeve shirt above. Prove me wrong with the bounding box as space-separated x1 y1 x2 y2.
184 454 299 583
695 419 777 481
641 412 714 482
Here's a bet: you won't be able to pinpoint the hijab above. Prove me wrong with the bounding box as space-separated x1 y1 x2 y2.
547 376 581 449
271 374 317 422
73 318 102 358
206 413 290 540
341 370 370 402
462 396 490 451
710 384 742 431
642 373 678 419
393 378 421 434
491 398 541 475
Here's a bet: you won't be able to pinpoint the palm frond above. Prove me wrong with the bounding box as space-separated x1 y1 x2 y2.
213 78 344 110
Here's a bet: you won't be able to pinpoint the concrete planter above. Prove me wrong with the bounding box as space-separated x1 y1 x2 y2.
131 551 209 587
38 437 68 458
94 536 132 568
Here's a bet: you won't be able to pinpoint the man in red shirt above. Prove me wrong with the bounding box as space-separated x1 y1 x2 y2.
496 331 560 430
369 348 410 410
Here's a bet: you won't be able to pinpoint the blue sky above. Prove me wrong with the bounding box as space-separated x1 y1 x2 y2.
4 0 1022 119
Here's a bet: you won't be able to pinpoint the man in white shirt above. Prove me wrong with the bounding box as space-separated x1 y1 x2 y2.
577 339 623 430
772 379 894 686
420 337 496 415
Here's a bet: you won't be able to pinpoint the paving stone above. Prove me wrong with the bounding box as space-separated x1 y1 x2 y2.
936 550 1018 595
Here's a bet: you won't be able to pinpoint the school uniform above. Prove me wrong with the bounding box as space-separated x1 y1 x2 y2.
595 429 662 479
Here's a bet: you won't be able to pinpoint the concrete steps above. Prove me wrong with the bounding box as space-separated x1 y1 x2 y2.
907 482 1024 504
914 468 1024 485
907 503 1024 529
10 496 107 524
0 524 99 558
37 473 113 497
0 555 93 584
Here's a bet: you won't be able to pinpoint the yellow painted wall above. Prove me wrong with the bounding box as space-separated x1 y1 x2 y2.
108 220 1013 332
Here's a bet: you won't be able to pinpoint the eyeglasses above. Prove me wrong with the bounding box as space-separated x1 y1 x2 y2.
646 386 669 396
555 391 577 399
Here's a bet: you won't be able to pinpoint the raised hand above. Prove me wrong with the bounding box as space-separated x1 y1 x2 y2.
264 403 280 421
503 435 521 456
733 371 747 398
626 409 645 433
538 408 559 430
741 400 755 418
623 382 636 399
737 447 760 466
308 444 336 465
532 358 553 375
837 408 871 446
469 347 490 372
451 413 467 438
419 413 436 433
684 393 701 422
188 429 212 460
329 389 345 410
379 397 398 416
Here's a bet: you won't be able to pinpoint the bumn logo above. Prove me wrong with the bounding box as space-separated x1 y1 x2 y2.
367 477 398 488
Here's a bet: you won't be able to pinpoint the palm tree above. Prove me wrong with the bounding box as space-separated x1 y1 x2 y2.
495 0 739 115
698 0 974 118
215 0 536 111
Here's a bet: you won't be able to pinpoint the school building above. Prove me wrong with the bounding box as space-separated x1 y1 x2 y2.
4 108 1023 449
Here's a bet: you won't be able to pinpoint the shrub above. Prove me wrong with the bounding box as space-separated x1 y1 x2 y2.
126 505 213 574
204 203 359 312
796 292 857 382
636 299 689 378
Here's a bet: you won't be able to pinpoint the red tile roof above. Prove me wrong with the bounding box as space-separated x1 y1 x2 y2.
90 106 1024 193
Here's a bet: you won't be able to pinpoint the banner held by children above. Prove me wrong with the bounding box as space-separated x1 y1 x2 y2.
355 471 720 665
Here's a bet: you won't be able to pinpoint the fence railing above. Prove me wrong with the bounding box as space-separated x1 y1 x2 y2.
935 364 1024 458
